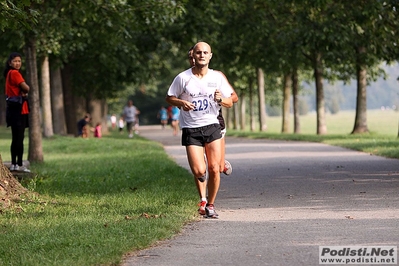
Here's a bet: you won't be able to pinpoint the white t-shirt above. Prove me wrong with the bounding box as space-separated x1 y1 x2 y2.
167 68 233 128
123 105 138 123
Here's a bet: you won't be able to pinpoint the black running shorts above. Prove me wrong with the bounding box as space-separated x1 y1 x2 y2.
217 109 225 130
182 123 222 147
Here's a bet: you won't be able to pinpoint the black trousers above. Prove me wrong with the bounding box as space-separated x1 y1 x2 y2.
10 115 28 166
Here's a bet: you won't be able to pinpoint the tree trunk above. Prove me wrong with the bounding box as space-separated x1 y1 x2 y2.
257 68 267 131
313 52 327 135
224 107 231 130
50 63 67 135
88 98 102 126
249 78 255 131
75 95 88 122
240 93 246 130
351 46 369 134
233 101 239 130
282 72 292 133
25 37 44 162
292 68 301 134
61 63 77 135
41 55 54 137
102 100 109 135
88 98 109 136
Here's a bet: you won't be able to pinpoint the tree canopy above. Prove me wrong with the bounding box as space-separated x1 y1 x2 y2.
1 0 399 129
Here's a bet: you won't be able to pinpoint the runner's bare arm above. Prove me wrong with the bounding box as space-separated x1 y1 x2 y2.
214 90 233 108
215 70 239 104
166 95 195 111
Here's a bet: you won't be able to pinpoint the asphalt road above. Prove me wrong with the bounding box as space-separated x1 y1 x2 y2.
122 125 399 266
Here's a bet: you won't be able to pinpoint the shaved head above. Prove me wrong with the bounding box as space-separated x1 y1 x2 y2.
192 42 212 68
193 41 212 53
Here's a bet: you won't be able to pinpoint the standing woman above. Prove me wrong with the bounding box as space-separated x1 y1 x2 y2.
4 52 31 172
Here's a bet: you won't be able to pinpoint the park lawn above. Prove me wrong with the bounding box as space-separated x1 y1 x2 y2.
0 129 198 266
228 109 399 159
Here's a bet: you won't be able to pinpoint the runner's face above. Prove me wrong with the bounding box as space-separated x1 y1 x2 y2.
193 43 212 67
10 57 22 70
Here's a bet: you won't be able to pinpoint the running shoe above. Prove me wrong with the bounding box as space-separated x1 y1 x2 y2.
198 201 207 215
223 160 232 175
205 204 219 218
9 164 16 171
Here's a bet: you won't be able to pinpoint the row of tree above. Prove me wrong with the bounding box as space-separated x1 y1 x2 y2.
1 0 399 163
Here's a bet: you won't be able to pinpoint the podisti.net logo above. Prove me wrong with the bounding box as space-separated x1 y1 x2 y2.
319 246 397 264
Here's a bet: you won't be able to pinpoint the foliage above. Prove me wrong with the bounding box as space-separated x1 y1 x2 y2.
0 0 39 32
1 0 399 130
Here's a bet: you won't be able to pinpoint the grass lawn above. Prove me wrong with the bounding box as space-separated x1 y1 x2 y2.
228 109 399 159
251 109 399 136
0 129 198 266
0 109 398 265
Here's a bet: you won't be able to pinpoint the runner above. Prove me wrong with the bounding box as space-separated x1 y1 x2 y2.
166 42 234 218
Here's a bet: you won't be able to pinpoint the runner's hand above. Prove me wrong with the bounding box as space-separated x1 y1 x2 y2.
182 101 195 111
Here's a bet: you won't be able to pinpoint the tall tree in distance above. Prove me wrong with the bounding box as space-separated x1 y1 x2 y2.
41 56 53 137
25 36 43 162
50 61 67 135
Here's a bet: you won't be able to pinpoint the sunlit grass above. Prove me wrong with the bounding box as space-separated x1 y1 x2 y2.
0 131 198 266
228 109 399 159
256 109 399 136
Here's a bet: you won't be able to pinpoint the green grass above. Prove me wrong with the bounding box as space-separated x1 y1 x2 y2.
248 109 399 135
0 109 398 265
0 130 198 266
228 109 399 159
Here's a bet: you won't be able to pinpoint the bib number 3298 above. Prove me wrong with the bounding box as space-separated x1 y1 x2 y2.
192 99 209 111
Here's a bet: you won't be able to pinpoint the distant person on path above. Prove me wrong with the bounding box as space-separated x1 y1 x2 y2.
170 106 180 136
110 114 117 130
4 52 31 173
118 117 124 134
166 41 234 218
158 106 168 129
167 105 173 125
122 99 140 138
77 113 91 138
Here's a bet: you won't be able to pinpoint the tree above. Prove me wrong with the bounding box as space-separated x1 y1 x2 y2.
50 62 67 135
41 56 53 137
25 36 43 162
292 68 301 133
282 72 292 133
0 0 40 204
257 68 267 131
347 1 399 134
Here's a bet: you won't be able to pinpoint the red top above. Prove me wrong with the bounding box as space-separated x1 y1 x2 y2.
5 69 29 114
94 125 102 138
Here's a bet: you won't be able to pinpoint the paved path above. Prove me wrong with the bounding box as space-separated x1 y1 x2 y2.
123 125 399 266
